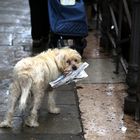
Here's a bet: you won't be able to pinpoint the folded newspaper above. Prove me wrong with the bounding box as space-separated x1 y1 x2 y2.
49 62 89 88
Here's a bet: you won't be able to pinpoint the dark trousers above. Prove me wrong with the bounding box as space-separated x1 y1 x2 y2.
28 0 50 40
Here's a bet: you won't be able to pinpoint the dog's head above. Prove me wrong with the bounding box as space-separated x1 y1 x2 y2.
55 47 82 75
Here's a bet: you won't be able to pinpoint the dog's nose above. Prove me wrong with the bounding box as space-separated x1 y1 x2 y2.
72 65 77 70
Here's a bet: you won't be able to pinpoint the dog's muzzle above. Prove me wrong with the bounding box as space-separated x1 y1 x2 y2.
72 65 77 70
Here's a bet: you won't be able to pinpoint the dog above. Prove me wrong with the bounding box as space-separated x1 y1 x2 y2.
0 47 82 128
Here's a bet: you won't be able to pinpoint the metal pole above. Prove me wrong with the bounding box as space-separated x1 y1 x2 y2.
124 0 140 115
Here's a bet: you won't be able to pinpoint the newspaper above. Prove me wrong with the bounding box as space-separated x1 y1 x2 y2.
49 62 89 88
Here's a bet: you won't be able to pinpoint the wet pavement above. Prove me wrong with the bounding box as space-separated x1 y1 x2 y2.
0 0 83 140
0 84 83 140
77 32 140 140
1 0 140 140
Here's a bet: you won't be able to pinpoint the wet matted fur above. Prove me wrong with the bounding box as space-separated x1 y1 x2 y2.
0 47 82 127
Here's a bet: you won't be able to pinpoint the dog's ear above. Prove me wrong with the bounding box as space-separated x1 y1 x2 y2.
54 52 67 72
55 51 66 61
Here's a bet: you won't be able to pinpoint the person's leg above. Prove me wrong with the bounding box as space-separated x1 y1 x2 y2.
28 0 50 54
28 0 43 41
40 0 50 41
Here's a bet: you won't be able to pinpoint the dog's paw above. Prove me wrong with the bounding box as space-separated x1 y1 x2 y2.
25 119 39 127
49 107 60 114
0 120 12 128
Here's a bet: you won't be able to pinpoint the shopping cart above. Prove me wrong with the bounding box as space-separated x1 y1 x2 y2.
48 0 88 55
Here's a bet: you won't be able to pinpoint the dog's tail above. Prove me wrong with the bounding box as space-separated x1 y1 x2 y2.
19 75 32 111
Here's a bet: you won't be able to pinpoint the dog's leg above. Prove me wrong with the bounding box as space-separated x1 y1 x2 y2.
48 91 60 114
0 81 20 127
25 85 44 127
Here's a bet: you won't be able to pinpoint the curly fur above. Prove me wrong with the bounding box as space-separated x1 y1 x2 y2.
0 47 82 127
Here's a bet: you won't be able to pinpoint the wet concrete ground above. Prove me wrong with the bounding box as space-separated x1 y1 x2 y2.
77 32 140 140
1 0 140 140
0 0 83 140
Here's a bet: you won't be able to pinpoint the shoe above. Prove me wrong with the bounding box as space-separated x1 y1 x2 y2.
48 33 59 48
32 39 42 47
41 37 49 49
32 39 43 55
32 38 48 55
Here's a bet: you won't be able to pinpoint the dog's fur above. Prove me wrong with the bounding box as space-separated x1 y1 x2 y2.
0 47 82 127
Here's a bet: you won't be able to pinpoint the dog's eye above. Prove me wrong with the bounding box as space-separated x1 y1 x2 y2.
74 59 78 62
66 60 71 64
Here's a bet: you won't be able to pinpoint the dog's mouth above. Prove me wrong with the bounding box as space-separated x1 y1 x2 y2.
63 70 71 76
63 65 78 76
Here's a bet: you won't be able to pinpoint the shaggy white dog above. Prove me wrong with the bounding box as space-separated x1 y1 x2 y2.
0 47 82 128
